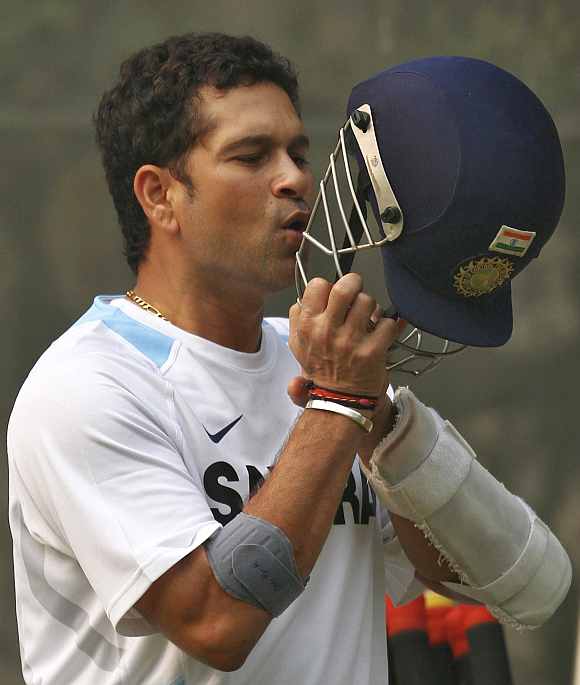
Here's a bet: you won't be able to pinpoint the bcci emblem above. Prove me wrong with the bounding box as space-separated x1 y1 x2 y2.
453 257 514 297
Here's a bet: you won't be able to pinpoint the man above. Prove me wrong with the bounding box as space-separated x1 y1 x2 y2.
8 33 570 685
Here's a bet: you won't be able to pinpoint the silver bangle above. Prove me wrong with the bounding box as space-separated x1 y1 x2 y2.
306 399 374 433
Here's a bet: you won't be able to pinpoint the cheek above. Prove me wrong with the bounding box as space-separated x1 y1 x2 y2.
228 187 266 222
305 172 316 206
211 170 270 218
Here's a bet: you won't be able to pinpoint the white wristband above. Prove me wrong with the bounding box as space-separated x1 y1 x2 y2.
306 399 374 433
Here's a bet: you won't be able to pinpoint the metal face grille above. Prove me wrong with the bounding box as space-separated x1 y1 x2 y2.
295 113 467 378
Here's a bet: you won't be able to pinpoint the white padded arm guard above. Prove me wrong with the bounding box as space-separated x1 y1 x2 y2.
363 388 571 629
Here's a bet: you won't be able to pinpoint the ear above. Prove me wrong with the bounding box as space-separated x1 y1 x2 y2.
133 165 179 235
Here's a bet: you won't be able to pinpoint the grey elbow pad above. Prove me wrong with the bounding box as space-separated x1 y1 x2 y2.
203 512 308 617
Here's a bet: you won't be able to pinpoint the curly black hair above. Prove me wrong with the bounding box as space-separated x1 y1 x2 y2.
94 33 300 274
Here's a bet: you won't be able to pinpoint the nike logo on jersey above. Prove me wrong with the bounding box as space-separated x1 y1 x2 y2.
203 415 244 443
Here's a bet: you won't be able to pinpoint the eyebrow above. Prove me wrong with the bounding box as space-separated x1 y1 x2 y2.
220 133 310 155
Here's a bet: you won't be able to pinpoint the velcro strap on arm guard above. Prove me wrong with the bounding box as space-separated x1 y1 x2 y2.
361 388 571 629
204 512 307 617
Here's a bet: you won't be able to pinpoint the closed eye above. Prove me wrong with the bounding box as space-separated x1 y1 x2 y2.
292 155 310 168
235 154 265 165
234 152 309 168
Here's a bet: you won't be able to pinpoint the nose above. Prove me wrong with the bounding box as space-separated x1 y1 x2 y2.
271 154 314 201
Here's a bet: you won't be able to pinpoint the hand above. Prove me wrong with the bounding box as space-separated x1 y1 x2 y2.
288 273 400 397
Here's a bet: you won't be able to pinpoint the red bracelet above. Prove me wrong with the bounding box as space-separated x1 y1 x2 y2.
309 390 378 410
307 383 379 411
306 382 379 401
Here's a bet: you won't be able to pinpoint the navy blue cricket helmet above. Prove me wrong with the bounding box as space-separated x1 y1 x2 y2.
296 56 565 375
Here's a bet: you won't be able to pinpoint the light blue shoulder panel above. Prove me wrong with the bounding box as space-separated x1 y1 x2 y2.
75 296 174 368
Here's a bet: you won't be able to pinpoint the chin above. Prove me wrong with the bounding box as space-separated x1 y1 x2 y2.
261 264 296 295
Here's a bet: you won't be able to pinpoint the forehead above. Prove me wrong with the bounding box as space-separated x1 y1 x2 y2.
198 82 305 148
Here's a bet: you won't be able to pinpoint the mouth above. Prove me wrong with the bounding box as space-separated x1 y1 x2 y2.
284 221 306 233
281 211 310 233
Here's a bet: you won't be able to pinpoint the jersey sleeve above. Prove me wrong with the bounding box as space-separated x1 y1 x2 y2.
8 354 220 636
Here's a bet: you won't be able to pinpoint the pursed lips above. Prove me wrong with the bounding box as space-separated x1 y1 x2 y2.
281 210 310 232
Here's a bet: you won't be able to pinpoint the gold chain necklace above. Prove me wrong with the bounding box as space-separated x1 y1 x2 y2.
125 290 169 321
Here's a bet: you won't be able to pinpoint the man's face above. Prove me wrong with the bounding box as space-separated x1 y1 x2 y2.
173 81 315 297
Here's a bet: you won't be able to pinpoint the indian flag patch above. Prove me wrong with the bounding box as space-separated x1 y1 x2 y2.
489 225 536 257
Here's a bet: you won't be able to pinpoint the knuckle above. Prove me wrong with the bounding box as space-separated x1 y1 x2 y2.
335 272 362 292
332 284 355 303
341 272 363 288
351 348 366 365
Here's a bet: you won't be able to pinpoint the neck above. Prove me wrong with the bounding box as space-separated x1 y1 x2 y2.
132 271 265 354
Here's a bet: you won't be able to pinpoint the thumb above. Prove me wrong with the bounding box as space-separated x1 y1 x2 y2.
287 375 311 408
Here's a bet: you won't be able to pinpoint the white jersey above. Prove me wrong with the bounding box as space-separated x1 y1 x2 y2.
8 295 420 685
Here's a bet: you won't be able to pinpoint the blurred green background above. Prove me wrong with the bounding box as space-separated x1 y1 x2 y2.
2 1 579 683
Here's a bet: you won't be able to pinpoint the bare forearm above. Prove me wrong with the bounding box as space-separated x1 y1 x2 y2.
156 408 369 669
390 512 460 583
135 406 364 671
245 408 368 577
187 409 369 666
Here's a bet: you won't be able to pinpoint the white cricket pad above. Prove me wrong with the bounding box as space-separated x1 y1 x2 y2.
363 387 571 629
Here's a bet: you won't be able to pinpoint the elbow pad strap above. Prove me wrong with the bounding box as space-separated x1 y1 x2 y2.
204 512 307 617
362 388 571 629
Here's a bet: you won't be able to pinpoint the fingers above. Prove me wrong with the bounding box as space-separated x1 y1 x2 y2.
288 271 400 397
293 273 392 343
299 278 333 316
344 291 376 332
288 300 301 328
325 273 364 325
368 315 400 351
296 274 370 327
295 274 399 343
